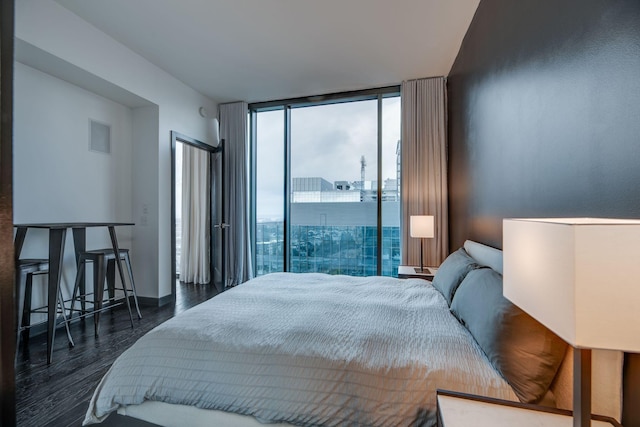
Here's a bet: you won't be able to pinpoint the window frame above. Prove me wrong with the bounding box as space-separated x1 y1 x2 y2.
249 85 401 275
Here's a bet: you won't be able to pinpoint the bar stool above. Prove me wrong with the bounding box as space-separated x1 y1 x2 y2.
69 248 142 337
16 259 74 352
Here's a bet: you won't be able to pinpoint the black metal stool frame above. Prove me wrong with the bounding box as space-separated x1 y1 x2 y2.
16 259 74 354
69 249 141 337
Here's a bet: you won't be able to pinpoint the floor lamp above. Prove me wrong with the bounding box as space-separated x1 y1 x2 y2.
503 218 640 427
410 215 434 273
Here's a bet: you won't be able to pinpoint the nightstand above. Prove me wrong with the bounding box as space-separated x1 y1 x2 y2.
436 390 621 427
397 265 438 280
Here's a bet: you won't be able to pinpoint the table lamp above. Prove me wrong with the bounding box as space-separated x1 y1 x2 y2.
503 218 640 427
410 215 434 273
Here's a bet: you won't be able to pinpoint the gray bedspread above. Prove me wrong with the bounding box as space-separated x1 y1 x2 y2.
84 273 517 426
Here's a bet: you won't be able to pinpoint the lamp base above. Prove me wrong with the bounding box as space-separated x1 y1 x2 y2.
420 238 424 274
573 347 592 427
414 267 431 274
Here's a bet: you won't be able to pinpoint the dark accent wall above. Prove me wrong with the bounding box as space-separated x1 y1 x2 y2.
447 1 640 425
448 0 640 250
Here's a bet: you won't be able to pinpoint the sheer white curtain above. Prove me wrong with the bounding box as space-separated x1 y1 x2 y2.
180 144 210 284
220 101 253 286
401 77 449 267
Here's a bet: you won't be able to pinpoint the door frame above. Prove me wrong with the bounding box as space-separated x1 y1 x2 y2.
170 131 222 300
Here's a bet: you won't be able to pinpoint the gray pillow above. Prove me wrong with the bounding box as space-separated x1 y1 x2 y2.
450 268 568 403
431 248 479 305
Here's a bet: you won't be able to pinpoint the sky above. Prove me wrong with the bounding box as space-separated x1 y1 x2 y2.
256 96 400 220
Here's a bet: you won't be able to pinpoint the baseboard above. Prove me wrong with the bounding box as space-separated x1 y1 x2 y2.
137 294 173 307
22 318 51 339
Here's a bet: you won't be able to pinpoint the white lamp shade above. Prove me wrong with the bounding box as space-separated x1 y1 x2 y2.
503 218 640 352
211 118 220 147
410 215 435 238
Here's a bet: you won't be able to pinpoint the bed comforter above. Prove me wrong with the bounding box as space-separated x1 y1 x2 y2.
84 273 517 426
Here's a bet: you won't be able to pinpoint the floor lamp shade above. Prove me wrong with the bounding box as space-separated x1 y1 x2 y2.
410 215 435 238
503 218 640 353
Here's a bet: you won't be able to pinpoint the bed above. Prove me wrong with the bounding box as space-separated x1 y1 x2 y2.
84 241 623 426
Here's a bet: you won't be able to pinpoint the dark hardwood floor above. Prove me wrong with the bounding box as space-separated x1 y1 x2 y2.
15 283 219 427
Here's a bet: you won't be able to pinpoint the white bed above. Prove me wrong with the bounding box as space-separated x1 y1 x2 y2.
84 241 623 426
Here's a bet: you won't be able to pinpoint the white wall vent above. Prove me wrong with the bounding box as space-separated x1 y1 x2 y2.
89 119 111 154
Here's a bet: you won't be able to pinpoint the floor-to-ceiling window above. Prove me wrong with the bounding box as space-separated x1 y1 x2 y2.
251 87 400 277
254 109 285 274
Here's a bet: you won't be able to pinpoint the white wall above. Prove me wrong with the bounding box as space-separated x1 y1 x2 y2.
132 105 160 299
16 0 220 299
14 62 135 320
14 63 134 224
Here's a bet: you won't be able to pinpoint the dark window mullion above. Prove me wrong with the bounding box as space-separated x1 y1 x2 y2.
376 95 383 276
284 106 292 272
249 111 257 274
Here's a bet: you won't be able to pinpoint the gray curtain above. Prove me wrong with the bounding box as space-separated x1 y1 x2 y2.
219 101 253 286
400 77 449 267
179 144 210 284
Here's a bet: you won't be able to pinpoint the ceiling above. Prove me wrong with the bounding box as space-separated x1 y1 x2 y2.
54 0 480 104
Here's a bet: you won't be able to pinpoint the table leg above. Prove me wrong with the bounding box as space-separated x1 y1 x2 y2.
108 226 134 328
72 228 87 316
106 260 116 304
93 255 106 337
13 226 27 260
20 270 33 343
47 228 66 364
14 227 28 352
